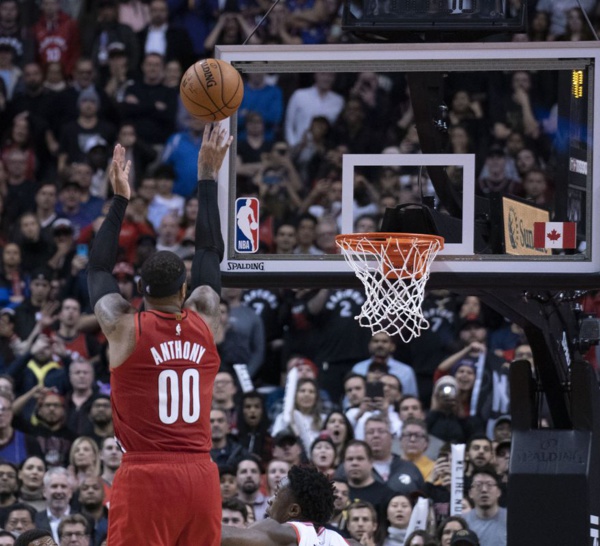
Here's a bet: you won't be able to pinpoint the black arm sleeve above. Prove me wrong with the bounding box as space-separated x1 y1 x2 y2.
191 180 224 295
87 195 129 309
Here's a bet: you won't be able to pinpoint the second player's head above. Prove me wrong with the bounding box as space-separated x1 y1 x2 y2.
139 251 187 302
266 464 335 527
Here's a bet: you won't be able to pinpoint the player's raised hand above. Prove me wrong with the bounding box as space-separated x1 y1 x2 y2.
110 144 132 199
198 123 234 180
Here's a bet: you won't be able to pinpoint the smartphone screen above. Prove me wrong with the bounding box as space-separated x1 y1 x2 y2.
366 381 384 399
76 244 89 258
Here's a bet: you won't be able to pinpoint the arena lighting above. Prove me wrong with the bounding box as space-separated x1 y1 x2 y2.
342 0 527 38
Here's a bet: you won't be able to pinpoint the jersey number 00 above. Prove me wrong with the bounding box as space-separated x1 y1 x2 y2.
158 369 201 424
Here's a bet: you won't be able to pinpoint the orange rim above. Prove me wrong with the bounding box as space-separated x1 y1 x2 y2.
336 232 444 258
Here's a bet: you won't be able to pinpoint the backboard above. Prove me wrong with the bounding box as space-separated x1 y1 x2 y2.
215 42 600 290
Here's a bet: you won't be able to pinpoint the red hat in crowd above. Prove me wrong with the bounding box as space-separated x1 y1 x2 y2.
287 357 318 378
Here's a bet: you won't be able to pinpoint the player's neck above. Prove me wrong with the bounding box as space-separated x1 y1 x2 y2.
144 301 182 314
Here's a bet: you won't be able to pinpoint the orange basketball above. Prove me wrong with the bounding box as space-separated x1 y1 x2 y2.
180 59 244 122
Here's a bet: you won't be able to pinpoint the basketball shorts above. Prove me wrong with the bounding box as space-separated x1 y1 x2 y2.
107 452 221 546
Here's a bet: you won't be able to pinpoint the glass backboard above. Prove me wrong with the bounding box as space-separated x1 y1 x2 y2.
215 42 600 290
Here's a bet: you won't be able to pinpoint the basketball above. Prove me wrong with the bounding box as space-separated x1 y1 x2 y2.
180 59 244 122
250 222 258 230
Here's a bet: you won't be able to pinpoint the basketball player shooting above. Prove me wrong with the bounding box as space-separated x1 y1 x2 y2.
87 124 232 545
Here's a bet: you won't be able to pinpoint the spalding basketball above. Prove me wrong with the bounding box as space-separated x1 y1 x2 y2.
180 59 244 122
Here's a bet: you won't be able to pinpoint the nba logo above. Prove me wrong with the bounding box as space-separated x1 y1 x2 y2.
235 198 259 253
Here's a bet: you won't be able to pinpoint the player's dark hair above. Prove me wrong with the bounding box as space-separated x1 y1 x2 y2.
140 250 186 298
14 528 53 546
288 464 335 526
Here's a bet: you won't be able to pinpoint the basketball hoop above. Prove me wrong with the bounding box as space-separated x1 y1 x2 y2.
336 232 444 342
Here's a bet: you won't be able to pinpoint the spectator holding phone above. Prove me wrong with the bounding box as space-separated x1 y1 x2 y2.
425 444 453 525
426 376 470 444
346 380 402 440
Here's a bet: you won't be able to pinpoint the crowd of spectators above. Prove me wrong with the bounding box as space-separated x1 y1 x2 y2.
0 0 599 545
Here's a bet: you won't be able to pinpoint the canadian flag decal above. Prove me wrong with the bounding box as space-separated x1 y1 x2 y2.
533 222 577 249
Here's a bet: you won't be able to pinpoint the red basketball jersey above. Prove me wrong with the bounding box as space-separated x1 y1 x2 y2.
111 309 220 453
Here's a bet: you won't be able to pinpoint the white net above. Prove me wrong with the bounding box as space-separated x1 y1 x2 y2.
336 233 444 343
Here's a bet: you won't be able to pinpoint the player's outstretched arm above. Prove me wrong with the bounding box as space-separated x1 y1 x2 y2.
185 123 233 335
221 525 266 546
88 144 136 337
221 519 297 546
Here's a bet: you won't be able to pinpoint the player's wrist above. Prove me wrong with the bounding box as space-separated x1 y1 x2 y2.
198 169 218 181
113 194 130 204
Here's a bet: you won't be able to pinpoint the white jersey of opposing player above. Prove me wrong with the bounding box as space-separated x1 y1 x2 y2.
287 522 350 546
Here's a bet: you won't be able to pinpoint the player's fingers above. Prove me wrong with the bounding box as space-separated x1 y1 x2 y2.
119 144 126 168
218 128 229 147
210 122 221 142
